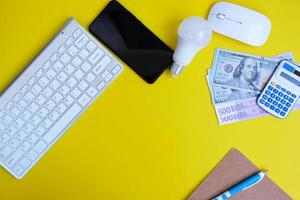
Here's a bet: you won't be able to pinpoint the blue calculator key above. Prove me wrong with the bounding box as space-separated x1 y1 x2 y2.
273 89 279 94
272 101 278 106
270 105 275 110
265 102 270 107
270 93 276 98
276 85 281 89
286 102 291 107
281 88 286 92
283 95 289 100
288 98 294 103
262 95 268 99
280 111 286 117
259 99 265 104
278 104 283 109
286 91 291 95
275 96 281 101
281 99 286 104
275 108 280 113
268 85 274 90
265 90 271 95
278 92 284 97
292 94 296 98
283 107 288 112
267 98 273 103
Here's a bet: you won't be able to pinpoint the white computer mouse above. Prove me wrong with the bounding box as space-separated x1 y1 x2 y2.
207 2 271 46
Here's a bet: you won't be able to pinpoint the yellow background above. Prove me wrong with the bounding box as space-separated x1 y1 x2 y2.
0 0 299 199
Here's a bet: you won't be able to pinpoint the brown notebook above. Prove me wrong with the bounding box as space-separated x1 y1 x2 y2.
187 149 292 200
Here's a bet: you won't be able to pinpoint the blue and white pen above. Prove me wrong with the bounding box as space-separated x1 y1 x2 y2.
212 170 269 200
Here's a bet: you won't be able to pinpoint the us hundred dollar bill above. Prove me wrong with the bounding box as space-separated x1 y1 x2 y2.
210 49 289 92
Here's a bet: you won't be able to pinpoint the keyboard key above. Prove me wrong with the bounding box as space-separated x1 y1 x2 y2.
27 150 38 161
31 115 42 126
81 62 91 72
104 73 113 82
9 138 20 149
45 100 56 111
43 87 54 98
0 109 6 118
272 101 278 106
39 76 49 87
275 96 281 101
283 95 289 100
93 55 111 75
283 107 288 112
61 53 71 64
28 103 39 113
86 41 96 51
78 80 88 91
53 92 63 103
34 140 47 153
0 122 6 132
71 88 81 99
35 126 46 136
259 99 265 105
280 111 286 117
68 45 78 56
21 110 32 121
0 146 13 162
67 77 77 88
42 118 53 129
50 53 59 62
17 100 28 111
36 95 46 105
24 123 34 133
278 104 283 109
281 88 286 92
101 70 110 79
13 93 22 102
24 92 35 103
38 107 49 118
13 165 24 177
270 105 275 110
32 84 42 95
1 133 11 144
87 87 98 98
273 89 279 94
275 108 280 113
56 103 67 114
276 85 281 89
280 99 286 104
21 141 31 152
267 85 273 90
60 85 70 96
75 34 88 48
89 48 104 64
286 102 291 107
57 72 68 82
85 73 95 83
65 64 75 75
265 90 270 95
292 94 296 98
7 126 17 136
10 107 21 118
49 111 60 121
288 98 294 103
78 94 91 107
5 149 24 168
58 45 66 54
65 37 74 46
3 115 13 125
112 65 121 74
43 61 51 70
286 91 291 95
16 131 27 141
50 79 61 90
267 98 272 103
74 69 84 80
46 69 56 79
97 81 106 90
270 93 275 98
64 95 74 106
28 77 36 86
43 103 81 144
73 29 81 37
264 102 270 107
79 49 89 59
19 157 32 169
28 134 39 144
278 92 284 97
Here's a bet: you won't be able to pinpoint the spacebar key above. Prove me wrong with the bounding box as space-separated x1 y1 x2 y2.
43 103 82 144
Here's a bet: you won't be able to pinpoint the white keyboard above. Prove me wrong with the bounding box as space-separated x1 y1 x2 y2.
0 18 123 179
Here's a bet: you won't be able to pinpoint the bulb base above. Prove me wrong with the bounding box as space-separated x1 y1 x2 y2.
170 63 185 77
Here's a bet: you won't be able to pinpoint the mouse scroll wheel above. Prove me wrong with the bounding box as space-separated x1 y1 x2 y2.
216 13 226 20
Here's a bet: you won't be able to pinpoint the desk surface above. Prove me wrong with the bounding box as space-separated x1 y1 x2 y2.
0 0 299 199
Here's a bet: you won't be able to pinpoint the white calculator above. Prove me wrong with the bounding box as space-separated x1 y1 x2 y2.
257 60 300 118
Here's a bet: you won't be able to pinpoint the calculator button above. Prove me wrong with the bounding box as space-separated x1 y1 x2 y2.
265 90 271 95
283 95 289 100
262 95 268 100
270 93 275 98
278 104 283 109
283 107 288 112
280 99 286 104
275 108 280 113
275 96 281 101
267 98 273 103
268 85 274 90
281 88 286 92
288 98 294 103
273 89 279 94
276 85 281 89
265 102 270 107
259 99 265 104
292 94 296 98
270 105 275 110
280 111 286 117
286 102 291 107
278 92 284 97
286 91 291 95
272 101 278 106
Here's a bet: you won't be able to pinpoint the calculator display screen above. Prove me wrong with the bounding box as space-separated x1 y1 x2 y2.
280 72 300 86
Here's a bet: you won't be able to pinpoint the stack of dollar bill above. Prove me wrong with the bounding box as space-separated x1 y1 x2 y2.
207 48 300 125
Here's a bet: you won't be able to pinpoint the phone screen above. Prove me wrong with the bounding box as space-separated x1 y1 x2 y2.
89 1 173 83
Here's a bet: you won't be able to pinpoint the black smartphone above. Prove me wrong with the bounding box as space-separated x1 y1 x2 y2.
89 1 173 84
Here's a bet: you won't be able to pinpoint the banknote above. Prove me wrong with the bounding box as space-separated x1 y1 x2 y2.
214 98 300 125
210 49 286 92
